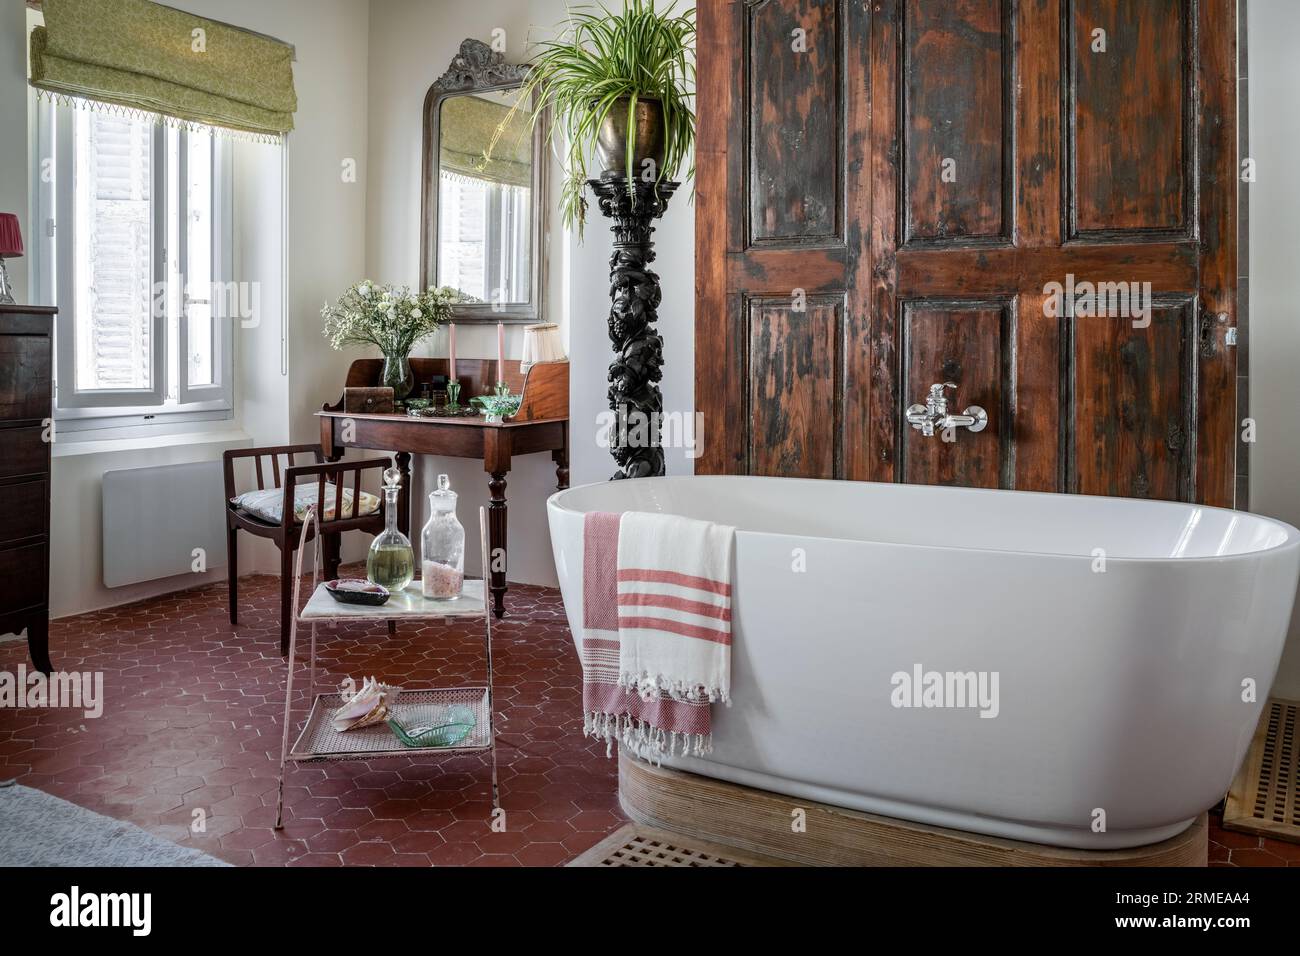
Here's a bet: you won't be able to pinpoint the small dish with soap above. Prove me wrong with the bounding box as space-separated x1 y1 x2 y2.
324 579 391 606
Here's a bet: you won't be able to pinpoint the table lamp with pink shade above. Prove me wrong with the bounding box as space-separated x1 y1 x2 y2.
0 214 23 305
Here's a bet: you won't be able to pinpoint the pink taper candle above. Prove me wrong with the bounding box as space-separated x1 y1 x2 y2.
448 322 456 384
497 321 505 385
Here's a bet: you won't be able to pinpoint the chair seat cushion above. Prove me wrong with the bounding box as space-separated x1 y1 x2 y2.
230 484 380 525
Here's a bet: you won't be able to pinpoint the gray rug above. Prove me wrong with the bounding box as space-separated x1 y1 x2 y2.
0 783 230 867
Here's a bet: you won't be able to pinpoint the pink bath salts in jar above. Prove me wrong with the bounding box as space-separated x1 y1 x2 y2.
421 560 464 600
420 475 465 600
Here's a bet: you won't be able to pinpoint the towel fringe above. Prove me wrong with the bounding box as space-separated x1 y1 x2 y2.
583 710 712 764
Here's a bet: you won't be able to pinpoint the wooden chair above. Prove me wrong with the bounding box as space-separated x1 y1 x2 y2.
223 444 391 655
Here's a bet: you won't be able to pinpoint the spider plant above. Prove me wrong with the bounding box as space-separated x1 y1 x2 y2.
494 0 695 237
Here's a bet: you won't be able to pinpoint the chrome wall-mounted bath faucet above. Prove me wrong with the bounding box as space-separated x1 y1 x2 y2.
905 383 988 438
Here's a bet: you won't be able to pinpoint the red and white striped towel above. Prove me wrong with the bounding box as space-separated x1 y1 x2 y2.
616 510 735 705
581 511 734 760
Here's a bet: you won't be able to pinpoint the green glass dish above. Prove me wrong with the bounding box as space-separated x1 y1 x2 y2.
386 705 476 748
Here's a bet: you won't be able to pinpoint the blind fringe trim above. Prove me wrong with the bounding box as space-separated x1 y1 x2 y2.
439 167 532 190
37 89 285 145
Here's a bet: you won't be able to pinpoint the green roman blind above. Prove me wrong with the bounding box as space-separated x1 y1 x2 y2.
440 95 532 189
30 0 297 139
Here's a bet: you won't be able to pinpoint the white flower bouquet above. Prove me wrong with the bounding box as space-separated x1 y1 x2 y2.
321 280 460 356
321 281 462 399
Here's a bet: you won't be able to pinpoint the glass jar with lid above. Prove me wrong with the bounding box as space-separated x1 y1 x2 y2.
420 474 464 600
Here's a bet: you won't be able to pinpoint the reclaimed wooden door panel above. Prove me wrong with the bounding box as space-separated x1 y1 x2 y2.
696 0 872 480
695 0 1238 507
746 297 842 478
902 0 1013 245
1067 0 1194 239
747 0 842 243
1070 298 1197 500
900 300 1012 488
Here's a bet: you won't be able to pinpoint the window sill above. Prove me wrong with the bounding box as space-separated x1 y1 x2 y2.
51 426 252 459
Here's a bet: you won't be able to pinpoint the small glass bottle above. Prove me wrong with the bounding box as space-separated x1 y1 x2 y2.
366 466 415 592
420 474 465 600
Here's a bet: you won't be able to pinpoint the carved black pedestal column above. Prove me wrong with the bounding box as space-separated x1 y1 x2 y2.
587 173 679 480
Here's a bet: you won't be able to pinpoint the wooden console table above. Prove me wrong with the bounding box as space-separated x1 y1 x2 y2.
319 357 568 618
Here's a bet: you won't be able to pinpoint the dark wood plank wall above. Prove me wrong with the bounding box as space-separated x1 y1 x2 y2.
695 0 1239 507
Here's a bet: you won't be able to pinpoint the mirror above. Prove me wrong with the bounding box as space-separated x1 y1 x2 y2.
437 89 532 304
420 40 547 324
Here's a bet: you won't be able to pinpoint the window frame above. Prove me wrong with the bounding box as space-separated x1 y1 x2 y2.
33 97 235 433
176 129 235 408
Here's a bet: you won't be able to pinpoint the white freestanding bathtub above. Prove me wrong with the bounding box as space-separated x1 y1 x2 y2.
547 476 1300 849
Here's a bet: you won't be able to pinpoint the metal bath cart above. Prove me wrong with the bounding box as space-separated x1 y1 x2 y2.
274 504 498 829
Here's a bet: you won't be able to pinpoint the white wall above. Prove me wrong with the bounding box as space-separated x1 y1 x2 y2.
216 0 373 573
167 0 371 455
11 0 702 616
49 435 249 617
0 0 373 619
1248 0 1300 699
365 0 696 585
366 0 570 585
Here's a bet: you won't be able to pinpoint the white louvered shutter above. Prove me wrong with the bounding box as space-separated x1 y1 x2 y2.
68 109 164 404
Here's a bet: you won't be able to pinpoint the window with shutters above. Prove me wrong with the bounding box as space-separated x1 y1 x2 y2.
33 99 234 430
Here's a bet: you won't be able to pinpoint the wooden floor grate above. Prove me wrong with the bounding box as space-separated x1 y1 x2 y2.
1224 698 1300 843
568 824 792 867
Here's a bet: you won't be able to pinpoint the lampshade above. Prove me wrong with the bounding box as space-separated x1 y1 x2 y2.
520 323 566 373
0 214 23 259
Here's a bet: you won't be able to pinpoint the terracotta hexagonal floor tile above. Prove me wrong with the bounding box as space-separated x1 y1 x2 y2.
301 827 363 855
1227 848 1288 867
1262 840 1300 862
426 841 485 867
513 842 572 867
340 842 402 866
355 817 411 843
0 572 641 867
219 827 277 852
390 830 445 855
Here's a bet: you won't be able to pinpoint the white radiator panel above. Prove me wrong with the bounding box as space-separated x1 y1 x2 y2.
102 460 228 588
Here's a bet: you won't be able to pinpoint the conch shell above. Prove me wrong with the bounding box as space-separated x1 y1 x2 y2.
332 676 400 732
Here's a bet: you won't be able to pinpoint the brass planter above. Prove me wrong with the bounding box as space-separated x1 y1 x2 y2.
596 97 667 179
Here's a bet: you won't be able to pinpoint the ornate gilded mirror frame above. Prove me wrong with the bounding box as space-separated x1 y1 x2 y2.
420 38 549 324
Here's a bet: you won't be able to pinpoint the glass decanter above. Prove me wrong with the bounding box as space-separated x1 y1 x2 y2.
420 474 465 600
366 466 414 592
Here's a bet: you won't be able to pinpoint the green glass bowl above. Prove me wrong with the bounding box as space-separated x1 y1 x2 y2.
386 705 476 748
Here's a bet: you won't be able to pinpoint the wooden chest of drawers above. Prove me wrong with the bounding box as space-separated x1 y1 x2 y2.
0 305 54 672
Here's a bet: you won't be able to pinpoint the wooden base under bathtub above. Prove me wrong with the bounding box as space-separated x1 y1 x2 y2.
618 754 1208 867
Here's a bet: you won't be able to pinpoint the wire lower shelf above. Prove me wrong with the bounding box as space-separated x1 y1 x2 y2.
275 503 500 829
288 686 492 763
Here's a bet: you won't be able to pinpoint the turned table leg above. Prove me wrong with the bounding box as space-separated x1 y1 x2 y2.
487 471 508 619
552 443 570 491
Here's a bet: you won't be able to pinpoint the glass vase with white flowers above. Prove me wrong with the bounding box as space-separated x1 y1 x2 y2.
321 281 461 401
